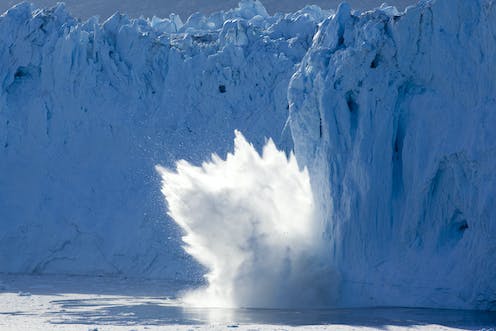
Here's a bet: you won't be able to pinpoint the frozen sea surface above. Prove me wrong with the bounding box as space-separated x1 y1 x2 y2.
1 274 495 331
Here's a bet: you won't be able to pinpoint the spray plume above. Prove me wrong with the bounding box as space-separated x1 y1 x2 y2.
156 130 334 308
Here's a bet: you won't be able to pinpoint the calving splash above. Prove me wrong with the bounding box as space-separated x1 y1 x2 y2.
156 130 334 308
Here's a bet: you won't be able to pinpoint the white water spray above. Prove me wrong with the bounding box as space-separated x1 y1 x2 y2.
156 131 335 308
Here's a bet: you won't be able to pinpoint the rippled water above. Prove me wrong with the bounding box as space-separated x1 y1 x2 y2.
1 274 495 329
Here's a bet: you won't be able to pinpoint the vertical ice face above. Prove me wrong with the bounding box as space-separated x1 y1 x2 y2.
1 0 496 311
156 131 336 308
289 0 496 310
0 2 327 278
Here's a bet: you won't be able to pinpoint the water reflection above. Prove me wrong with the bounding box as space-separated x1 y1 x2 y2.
3 274 495 328
180 306 496 328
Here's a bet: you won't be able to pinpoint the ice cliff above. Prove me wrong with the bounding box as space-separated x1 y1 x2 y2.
1 0 495 310
0 1 328 278
289 1 496 309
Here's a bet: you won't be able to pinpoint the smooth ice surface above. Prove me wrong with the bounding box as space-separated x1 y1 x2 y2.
157 131 333 308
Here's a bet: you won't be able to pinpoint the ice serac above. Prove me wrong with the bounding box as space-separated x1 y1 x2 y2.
0 1 328 278
289 0 496 310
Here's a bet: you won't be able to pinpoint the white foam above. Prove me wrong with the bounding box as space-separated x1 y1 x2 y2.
156 130 335 308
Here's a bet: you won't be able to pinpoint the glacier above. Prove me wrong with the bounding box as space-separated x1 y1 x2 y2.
0 1 328 279
289 1 496 309
0 0 416 22
1 0 495 310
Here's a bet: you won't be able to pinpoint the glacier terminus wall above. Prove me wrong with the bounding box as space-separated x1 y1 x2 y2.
0 1 327 279
289 0 496 309
1 0 495 310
